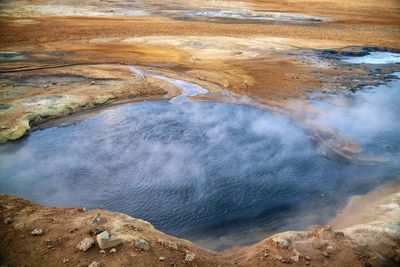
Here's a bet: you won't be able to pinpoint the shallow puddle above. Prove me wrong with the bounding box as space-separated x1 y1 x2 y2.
0 100 398 250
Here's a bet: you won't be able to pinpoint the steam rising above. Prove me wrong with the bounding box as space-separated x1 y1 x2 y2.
0 89 399 250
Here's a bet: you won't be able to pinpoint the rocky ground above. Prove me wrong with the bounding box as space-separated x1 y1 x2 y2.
1 181 399 266
0 0 400 266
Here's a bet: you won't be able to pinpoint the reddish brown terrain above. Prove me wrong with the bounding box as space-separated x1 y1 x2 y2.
0 0 399 266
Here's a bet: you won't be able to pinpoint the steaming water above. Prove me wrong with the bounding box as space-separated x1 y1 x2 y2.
0 97 399 250
342 52 400 64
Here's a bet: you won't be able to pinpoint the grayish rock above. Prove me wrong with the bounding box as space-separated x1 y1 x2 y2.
135 238 150 251
96 231 122 250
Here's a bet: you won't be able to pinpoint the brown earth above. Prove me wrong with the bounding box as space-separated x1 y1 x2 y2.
0 0 400 266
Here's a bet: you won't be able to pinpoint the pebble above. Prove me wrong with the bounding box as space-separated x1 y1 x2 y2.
62 259 70 264
110 248 116 254
100 249 106 254
31 228 44 236
290 255 300 262
3 218 13 225
157 238 179 251
92 214 101 225
76 238 94 251
185 252 196 262
323 251 329 257
88 262 101 267
305 256 311 261
159 256 165 261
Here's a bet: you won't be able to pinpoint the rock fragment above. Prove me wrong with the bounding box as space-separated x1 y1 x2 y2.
290 255 300 262
62 258 70 264
3 217 13 225
31 228 44 236
88 262 101 267
110 248 116 254
159 256 165 261
135 238 150 251
96 231 122 249
157 238 179 250
76 238 95 251
92 214 101 225
185 252 196 262
272 236 291 249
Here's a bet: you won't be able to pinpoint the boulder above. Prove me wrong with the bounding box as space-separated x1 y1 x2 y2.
96 231 122 250
76 238 94 251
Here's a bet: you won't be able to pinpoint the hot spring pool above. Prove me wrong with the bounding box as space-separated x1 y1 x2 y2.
0 101 399 250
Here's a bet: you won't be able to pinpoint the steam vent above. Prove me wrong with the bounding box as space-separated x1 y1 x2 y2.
0 1 399 266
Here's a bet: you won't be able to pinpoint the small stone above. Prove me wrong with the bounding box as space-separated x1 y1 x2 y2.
110 248 116 254
62 259 70 264
3 218 12 225
100 250 105 254
159 257 165 261
264 253 269 257
76 238 94 251
323 251 329 257
290 255 300 262
185 252 196 262
135 239 150 251
274 255 283 261
96 231 122 249
157 238 179 251
131 223 141 231
88 262 101 267
90 81 96 85
272 236 291 249
92 214 101 225
305 256 311 261
82 207 87 212
31 228 44 236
